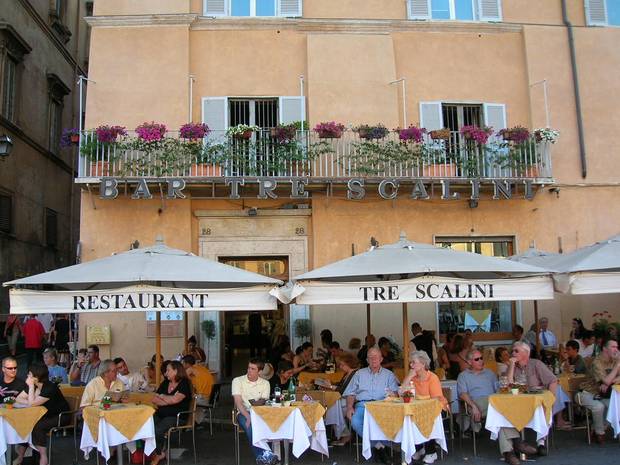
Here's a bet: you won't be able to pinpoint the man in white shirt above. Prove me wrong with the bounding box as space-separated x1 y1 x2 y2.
232 358 278 465
578 330 595 358
538 318 557 349
114 357 150 392
80 359 125 407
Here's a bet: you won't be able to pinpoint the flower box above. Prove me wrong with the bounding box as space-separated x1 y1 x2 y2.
355 124 389 140
422 163 458 178
233 130 253 140
314 122 345 139
189 164 223 177
429 129 451 141
90 161 110 177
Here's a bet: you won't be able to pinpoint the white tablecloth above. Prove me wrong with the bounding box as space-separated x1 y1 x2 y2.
362 407 447 463
0 417 35 465
80 416 156 461
250 408 328 458
324 399 347 439
607 388 620 438
485 403 551 441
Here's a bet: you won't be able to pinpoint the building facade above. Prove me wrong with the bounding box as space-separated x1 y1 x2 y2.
77 0 620 372
0 1 91 323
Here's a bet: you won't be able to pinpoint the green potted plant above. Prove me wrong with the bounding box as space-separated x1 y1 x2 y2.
201 319 216 366
313 121 345 139
346 140 423 176
4 396 16 409
227 124 260 140
401 390 414 404
294 318 312 342
81 125 127 177
354 124 389 140
100 395 112 410
60 128 80 147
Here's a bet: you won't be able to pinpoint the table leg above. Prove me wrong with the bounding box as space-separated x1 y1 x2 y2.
116 445 124 465
283 440 289 465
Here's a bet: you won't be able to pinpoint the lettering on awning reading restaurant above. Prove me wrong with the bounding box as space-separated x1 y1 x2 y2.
99 178 536 201
73 292 209 311
360 284 494 302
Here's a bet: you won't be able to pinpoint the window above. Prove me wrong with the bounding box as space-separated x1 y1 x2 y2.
204 0 302 17
0 194 12 234
230 0 276 16
585 0 620 25
442 104 482 131
408 0 501 21
229 98 278 129
46 74 70 154
45 208 58 248
431 0 474 20
1 56 17 122
435 237 516 341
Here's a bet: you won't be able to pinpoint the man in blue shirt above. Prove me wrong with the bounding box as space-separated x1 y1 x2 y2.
343 347 399 464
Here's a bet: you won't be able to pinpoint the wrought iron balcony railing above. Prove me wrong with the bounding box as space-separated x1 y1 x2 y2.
77 130 553 182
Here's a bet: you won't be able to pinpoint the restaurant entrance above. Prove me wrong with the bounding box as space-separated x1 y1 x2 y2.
219 256 289 377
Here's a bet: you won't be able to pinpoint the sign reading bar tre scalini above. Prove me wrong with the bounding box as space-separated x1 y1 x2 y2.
98 177 537 201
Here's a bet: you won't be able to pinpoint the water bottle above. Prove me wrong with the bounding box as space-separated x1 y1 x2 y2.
288 378 296 402
409 379 416 399
274 386 281 404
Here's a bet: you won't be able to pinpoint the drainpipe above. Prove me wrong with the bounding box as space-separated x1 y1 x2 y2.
561 0 587 178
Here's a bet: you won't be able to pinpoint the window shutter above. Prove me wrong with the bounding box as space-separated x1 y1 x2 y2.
0 195 11 233
477 0 502 21
202 97 228 141
585 0 607 26
419 102 444 130
278 0 302 17
279 96 306 125
483 103 506 140
204 0 228 16
408 0 432 20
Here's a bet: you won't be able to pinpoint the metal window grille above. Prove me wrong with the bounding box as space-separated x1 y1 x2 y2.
228 98 278 128
49 99 63 154
2 57 17 122
0 194 12 233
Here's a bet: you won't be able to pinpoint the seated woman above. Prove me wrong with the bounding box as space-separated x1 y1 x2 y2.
328 352 360 446
43 348 68 384
149 361 193 465
15 362 70 465
293 342 318 374
183 336 206 364
270 360 295 394
401 351 448 465
447 334 469 379
495 347 510 377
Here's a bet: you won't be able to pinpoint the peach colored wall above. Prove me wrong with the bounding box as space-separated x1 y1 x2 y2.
85 26 190 129
303 0 406 19
94 0 191 16
307 34 400 127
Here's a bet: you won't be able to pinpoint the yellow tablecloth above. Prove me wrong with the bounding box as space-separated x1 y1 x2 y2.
614 385 620 393
0 406 47 438
59 384 85 398
298 371 344 387
83 403 155 442
296 390 341 410
127 392 156 406
364 399 443 440
558 374 586 393
489 391 555 431
253 402 326 433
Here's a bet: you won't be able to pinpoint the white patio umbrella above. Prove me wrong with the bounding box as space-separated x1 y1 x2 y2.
4 239 281 384
274 232 554 365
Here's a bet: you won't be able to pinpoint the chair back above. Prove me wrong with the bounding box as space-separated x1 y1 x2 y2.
434 367 446 380
64 395 80 427
296 389 326 407
183 396 198 428
209 383 221 407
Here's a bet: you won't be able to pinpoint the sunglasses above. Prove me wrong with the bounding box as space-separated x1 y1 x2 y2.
472 357 483 362
3 367 17 370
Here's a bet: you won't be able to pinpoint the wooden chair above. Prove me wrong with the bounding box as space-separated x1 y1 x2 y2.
48 394 81 465
165 395 197 464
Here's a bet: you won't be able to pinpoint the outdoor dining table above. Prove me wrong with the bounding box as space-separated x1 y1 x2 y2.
606 385 620 438
296 389 346 438
80 403 156 464
485 391 555 442
250 401 328 464
0 405 46 465
361 399 447 463
298 371 343 387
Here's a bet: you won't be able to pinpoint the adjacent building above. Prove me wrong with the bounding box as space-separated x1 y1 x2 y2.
77 0 620 373
0 1 91 327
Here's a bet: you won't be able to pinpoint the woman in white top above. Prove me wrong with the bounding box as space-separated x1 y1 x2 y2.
494 346 510 376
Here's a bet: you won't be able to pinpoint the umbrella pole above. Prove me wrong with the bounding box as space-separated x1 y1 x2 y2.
534 300 541 356
156 312 162 386
184 312 189 354
366 304 371 337
402 302 409 370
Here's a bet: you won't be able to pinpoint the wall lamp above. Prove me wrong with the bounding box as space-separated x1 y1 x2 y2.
248 207 258 217
469 199 479 209
0 135 14 160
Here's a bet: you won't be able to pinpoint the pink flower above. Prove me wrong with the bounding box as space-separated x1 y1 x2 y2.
460 125 493 145
397 126 426 143
95 125 127 143
135 122 167 142
179 122 210 140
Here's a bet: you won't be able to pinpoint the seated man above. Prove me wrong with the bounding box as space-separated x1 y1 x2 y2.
343 347 399 464
80 359 125 407
181 355 215 423
458 350 536 465
562 340 587 374
232 358 279 465
115 357 150 392
70 345 103 386
578 339 620 444
507 341 569 452
0 356 26 402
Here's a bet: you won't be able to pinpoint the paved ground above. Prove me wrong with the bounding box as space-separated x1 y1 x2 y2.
31 419 618 465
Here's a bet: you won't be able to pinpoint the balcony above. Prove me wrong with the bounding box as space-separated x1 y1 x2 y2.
76 129 553 183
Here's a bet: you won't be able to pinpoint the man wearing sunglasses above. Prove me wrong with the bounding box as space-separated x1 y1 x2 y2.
0 356 26 403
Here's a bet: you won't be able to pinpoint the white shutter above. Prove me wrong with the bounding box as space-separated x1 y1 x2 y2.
419 102 444 130
204 0 228 16
202 97 228 141
279 96 306 125
483 103 506 134
477 0 502 21
408 0 432 20
278 0 302 17
585 0 608 26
